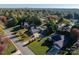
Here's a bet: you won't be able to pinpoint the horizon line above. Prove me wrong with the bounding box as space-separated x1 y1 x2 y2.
0 4 79 9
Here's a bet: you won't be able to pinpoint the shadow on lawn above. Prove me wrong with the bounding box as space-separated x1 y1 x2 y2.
11 26 20 32
9 35 19 39
41 39 54 53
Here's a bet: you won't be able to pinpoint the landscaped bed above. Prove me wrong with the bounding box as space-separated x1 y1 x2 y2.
27 37 49 55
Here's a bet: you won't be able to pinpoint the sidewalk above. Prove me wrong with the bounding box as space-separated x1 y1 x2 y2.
12 50 22 55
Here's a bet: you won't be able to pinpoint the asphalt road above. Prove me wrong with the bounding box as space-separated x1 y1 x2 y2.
5 28 34 55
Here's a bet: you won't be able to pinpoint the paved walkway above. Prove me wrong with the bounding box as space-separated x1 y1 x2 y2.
5 28 34 55
12 50 22 55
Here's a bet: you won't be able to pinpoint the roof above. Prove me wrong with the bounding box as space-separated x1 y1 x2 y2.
48 33 71 55
47 15 59 20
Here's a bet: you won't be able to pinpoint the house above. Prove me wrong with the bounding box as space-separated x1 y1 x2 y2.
28 25 41 38
47 15 59 23
47 34 64 55
47 15 59 20
62 24 72 31
23 22 29 28
57 23 71 32
33 33 40 39
71 19 78 24
37 26 47 31
57 23 66 31
47 33 71 55
47 44 60 55
20 20 29 29
30 25 50 39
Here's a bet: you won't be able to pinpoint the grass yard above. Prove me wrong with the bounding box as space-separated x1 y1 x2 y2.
3 42 16 55
15 28 30 41
15 30 31 42
27 37 49 55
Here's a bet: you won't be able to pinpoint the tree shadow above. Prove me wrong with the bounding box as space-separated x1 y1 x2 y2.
11 49 17 54
24 31 32 37
11 26 20 32
59 34 78 55
9 35 19 39
41 39 54 53
62 34 77 50
14 39 22 43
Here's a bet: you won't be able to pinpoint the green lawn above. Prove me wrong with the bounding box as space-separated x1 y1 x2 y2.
15 29 30 42
27 37 49 55
15 32 31 42
3 42 16 55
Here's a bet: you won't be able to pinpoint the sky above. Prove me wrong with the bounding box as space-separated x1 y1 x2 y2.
0 4 79 8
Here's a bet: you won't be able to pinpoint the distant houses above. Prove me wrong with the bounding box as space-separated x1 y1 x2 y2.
47 15 59 20
47 15 59 24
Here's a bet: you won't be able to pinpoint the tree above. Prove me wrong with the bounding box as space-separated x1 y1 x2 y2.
57 17 63 24
72 23 79 29
6 17 18 28
0 45 4 54
46 19 58 33
64 13 73 19
74 13 79 19
26 15 42 26
31 15 42 26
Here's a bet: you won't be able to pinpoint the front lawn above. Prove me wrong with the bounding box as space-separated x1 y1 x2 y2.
3 42 16 55
15 29 31 42
27 37 49 55
2 38 17 55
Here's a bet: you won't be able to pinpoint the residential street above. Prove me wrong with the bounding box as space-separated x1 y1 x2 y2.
4 27 34 55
